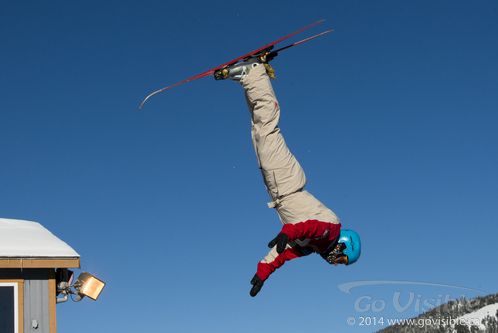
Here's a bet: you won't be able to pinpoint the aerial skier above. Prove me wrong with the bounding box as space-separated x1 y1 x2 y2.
139 20 362 297
218 58 362 297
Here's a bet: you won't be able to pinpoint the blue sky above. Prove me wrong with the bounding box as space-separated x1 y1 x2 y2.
1 0 497 332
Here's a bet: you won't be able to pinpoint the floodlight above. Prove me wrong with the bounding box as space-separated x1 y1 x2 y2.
73 272 105 301
55 269 105 303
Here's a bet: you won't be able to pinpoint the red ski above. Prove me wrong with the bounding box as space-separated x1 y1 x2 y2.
139 20 332 109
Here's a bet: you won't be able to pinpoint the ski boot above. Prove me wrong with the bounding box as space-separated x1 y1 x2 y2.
214 50 277 81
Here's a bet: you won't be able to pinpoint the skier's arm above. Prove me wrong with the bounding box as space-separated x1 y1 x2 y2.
250 245 309 297
269 220 342 253
257 245 306 281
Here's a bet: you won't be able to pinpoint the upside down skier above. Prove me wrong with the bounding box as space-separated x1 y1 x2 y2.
219 57 362 297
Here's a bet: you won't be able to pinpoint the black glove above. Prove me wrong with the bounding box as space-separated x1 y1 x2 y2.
250 274 264 297
268 233 289 254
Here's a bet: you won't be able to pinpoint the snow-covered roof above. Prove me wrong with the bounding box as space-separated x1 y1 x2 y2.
0 218 79 258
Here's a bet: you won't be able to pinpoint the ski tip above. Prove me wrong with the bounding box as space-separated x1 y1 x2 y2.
138 89 162 110
322 29 334 36
138 95 153 110
310 19 326 26
138 98 148 110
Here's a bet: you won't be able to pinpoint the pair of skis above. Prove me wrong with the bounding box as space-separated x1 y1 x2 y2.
139 19 333 109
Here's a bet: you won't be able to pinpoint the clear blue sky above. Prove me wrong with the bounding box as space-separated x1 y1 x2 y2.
1 0 497 332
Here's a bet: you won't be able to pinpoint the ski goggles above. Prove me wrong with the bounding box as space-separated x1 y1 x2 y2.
325 242 347 264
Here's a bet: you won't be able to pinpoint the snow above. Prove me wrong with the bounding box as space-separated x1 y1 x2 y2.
455 303 498 330
0 218 79 258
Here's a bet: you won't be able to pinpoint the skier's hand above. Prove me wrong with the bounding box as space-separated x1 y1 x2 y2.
268 233 289 254
250 274 264 297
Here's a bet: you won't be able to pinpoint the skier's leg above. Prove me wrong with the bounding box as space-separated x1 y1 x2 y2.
242 65 306 208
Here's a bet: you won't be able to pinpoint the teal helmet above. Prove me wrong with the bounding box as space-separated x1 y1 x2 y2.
338 229 361 265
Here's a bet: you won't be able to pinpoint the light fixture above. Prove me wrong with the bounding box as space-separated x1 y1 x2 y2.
73 272 105 301
56 269 105 303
